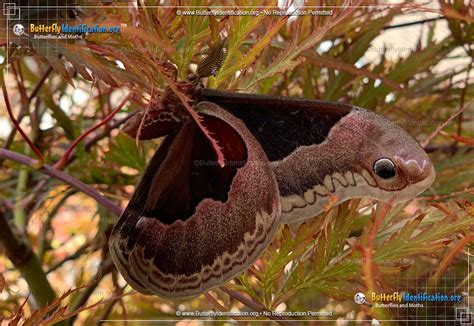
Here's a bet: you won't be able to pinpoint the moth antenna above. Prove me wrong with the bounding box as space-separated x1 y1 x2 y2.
197 39 228 78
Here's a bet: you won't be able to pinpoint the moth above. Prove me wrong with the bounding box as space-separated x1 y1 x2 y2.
109 42 436 299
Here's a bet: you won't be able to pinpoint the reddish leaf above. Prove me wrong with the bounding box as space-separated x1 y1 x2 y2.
440 131 474 146
161 74 226 167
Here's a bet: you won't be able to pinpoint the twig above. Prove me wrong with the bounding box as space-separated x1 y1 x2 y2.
1 69 44 163
38 189 78 262
54 93 132 170
383 17 445 30
65 111 136 165
420 105 466 148
52 288 134 325
1 66 53 160
14 161 29 229
67 258 115 325
0 149 123 217
11 61 28 104
23 111 135 218
28 66 54 102
205 292 227 311
354 202 392 295
46 241 94 274
0 208 57 309
424 143 471 154
95 286 126 325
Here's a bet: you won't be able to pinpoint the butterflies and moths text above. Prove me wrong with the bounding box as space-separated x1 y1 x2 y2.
175 310 333 318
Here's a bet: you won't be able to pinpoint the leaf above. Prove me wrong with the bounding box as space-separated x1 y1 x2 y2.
355 36 456 108
242 2 362 90
161 73 226 167
431 151 474 195
52 43 93 81
118 26 175 53
86 44 151 88
15 284 131 325
439 131 474 146
109 133 146 171
313 201 358 273
213 17 287 85
304 52 402 92
377 208 474 263
264 216 325 284
32 40 74 86
428 233 474 287
63 43 118 87
46 98 76 140
324 9 399 100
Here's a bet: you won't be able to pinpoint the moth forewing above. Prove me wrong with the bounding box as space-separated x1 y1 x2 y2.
199 88 435 224
109 102 281 298
143 122 196 219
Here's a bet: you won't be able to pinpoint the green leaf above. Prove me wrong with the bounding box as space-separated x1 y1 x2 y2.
109 133 146 170
41 89 76 140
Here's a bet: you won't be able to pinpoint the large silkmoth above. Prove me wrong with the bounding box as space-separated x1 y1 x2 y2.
109 42 435 298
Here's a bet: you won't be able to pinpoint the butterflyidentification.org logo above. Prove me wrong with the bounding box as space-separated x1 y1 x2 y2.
369 291 462 308
24 23 122 39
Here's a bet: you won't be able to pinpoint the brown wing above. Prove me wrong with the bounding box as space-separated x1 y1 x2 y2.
109 102 281 298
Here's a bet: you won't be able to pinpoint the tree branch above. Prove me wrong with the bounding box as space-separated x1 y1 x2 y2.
1 70 44 163
65 111 136 166
0 208 57 308
23 111 135 219
54 93 131 170
0 149 123 217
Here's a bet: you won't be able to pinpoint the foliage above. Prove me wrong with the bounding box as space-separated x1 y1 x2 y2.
0 0 473 324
